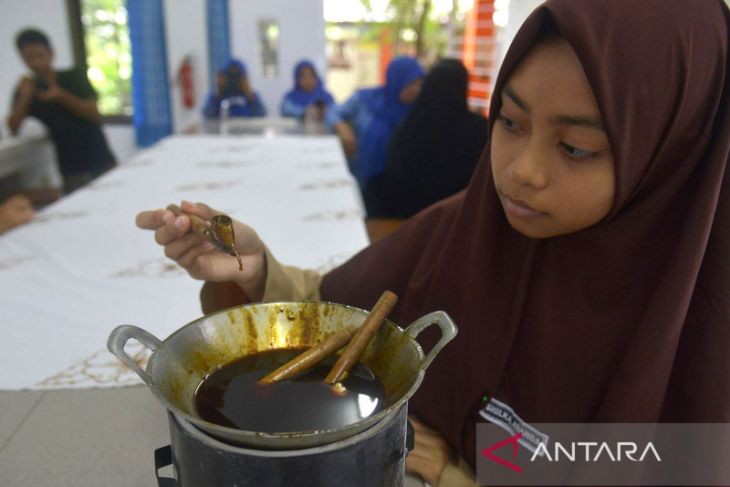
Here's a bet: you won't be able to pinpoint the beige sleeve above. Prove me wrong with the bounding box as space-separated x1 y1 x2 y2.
437 458 477 487
261 246 322 302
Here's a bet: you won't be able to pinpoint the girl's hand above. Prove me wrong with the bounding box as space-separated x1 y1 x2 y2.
135 201 267 300
406 416 454 486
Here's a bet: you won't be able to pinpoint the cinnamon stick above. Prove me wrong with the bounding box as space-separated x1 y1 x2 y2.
324 290 398 384
257 327 357 385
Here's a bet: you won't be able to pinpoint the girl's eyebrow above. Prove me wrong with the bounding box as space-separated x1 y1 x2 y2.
502 85 529 112
502 85 605 131
550 114 605 131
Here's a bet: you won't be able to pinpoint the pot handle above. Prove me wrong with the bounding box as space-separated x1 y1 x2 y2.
404 311 458 372
107 324 162 387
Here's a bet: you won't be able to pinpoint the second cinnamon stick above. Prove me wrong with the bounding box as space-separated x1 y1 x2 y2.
325 290 398 384
258 327 357 385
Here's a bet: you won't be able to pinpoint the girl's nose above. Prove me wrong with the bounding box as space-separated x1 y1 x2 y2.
507 143 548 189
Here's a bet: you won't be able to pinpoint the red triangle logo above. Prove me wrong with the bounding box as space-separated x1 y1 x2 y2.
481 432 523 473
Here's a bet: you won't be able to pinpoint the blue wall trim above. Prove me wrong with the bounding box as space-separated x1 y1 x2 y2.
127 0 173 147
207 0 231 87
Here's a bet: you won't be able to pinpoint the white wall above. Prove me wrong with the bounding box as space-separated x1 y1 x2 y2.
103 124 136 163
229 0 327 115
493 0 542 80
163 0 209 133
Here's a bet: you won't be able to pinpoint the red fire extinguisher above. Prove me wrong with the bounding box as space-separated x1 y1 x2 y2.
177 56 195 109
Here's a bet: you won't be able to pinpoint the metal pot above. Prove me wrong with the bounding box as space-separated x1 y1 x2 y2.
155 405 412 486
108 301 457 450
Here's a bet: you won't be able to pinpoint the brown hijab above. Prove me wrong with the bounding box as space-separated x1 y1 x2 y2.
321 0 730 468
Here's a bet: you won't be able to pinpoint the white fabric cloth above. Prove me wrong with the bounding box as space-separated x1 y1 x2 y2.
0 134 368 390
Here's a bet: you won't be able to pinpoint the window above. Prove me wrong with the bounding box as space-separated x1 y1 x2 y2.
257 19 280 78
68 0 133 119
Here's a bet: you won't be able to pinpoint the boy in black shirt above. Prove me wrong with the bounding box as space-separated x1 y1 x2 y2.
6 29 116 193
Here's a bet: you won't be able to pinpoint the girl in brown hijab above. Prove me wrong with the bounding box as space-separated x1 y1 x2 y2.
136 0 730 484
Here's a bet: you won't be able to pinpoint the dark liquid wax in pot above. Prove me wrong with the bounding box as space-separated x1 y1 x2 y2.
194 349 386 432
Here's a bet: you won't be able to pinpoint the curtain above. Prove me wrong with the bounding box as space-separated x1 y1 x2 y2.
207 0 231 88
127 0 173 147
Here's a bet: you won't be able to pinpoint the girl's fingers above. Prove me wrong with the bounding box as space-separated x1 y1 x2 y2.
413 430 446 449
406 448 433 462
180 200 217 220
155 215 190 245
136 208 173 230
405 453 428 471
409 418 446 444
163 232 203 260
177 241 215 268
409 416 436 432
405 455 434 485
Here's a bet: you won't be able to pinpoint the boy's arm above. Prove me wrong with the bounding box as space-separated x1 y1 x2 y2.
7 77 35 134
38 87 101 123
36 71 101 123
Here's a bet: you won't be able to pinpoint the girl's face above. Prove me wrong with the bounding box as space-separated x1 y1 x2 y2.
298 67 318 92
491 38 615 239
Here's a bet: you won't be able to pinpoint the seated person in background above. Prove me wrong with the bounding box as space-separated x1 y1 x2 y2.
0 194 34 234
280 60 335 121
364 59 489 217
6 29 117 194
325 56 424 190
202 59 266 118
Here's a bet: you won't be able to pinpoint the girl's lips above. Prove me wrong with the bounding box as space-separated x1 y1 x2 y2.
501 194 546 218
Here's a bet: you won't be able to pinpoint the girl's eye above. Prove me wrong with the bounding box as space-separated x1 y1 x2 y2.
497 114 520 132
560 142 598 161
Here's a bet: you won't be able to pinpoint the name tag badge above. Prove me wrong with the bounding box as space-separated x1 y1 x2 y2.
479 397 549 455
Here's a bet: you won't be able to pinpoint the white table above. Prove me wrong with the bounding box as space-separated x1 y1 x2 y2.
0 133 423 486
0 133 368 390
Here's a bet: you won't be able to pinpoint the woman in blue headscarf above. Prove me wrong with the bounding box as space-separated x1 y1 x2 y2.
325 56 424 190
202 59 267 118
280 60 335 119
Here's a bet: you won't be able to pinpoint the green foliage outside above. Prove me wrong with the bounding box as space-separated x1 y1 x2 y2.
359 0 450 59
81 0 132 116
